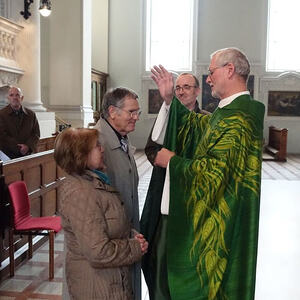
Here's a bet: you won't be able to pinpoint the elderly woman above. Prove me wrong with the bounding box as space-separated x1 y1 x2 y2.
54 128 147 300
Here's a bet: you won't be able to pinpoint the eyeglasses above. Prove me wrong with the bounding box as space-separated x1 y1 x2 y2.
175 85 197 93
208 63 228 76
118 108 142 118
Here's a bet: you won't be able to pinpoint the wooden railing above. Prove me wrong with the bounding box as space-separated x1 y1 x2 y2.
36 136 56 153
0 150 65 280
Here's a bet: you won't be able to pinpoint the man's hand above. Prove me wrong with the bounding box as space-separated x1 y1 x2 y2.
151 65 174 105
154 148 175 168
18 144 29 155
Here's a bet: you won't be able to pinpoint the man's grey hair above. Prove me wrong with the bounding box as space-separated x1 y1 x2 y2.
178 73 200 88
211 47 250 81
102 87 138 119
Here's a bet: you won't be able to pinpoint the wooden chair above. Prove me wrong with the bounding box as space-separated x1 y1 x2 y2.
264 126 288 161
8 181 62 280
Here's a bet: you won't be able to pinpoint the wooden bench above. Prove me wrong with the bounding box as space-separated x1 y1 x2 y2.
36 136 57 153
263 126 288 162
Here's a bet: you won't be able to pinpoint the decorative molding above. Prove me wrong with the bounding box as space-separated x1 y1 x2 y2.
0 16 22 34
46 104 94 128
259 72 300 100
0 16 24 86
21 101 47 112
0 69 21 87
47 105 84 112
259 72 300 92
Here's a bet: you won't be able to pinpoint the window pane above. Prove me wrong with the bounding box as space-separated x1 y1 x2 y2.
267 0 300 72
146 0 194 71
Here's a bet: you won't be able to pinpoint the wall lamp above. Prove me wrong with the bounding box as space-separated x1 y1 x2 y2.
20 0 52 20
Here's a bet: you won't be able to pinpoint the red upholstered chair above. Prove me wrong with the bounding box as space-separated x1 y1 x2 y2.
8 181 62 280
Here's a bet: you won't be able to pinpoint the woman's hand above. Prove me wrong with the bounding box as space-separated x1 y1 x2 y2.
134 233 148 255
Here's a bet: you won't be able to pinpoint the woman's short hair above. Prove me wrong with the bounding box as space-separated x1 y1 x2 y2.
54 128 99 175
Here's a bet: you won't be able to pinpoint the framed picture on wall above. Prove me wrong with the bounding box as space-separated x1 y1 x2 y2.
201 75 255 113
201 75 220 113
247 75 254 98
148 89 164 114
268 91 300 116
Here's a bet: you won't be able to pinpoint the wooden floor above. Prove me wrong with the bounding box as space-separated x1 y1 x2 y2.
262 154 300 180
0 153 299 299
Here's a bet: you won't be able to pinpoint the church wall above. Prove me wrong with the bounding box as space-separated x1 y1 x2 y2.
41 0 93 128
107 0 146 146
92 0 108 73
108 0 300 153
42 0 82 108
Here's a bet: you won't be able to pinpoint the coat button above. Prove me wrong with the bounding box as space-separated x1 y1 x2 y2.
129 169 132 173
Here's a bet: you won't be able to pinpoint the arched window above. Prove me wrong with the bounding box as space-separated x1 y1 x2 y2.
266 0 300 72
145 0 195 71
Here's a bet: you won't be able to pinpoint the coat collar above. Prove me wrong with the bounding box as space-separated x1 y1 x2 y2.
218 94 265 128
218 91 250 108
97 118 136 153
6 104 29 115
220 93 252 110
73 170 118 193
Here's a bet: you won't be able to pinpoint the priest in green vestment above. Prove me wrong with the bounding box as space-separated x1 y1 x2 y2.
140 47 265 300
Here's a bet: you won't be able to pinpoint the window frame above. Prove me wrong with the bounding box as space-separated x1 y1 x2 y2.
266 0 300 72
143 0 198 73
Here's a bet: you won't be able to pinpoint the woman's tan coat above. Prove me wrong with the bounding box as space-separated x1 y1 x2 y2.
58 171 142 300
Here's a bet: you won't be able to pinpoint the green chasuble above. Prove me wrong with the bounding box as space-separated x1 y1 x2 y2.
141 94 265 300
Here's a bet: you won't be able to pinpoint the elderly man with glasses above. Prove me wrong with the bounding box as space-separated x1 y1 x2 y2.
144 72 209 165
94 87 143 300
141 48 265 300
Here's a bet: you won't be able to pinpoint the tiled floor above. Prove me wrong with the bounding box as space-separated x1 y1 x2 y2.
0 152 153 300
0 153 300 299
255 179 300 300
0 232 64 299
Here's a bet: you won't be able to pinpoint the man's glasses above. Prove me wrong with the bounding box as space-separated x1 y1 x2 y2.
118 108 142 118
175 85 197 93
208 63 228 76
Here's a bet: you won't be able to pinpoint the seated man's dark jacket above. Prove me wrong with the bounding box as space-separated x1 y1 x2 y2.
0 105 40 159
145 101 210 165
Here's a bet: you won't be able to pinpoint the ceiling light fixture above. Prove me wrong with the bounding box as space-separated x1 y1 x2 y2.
39 0 52 17
20 0 52 20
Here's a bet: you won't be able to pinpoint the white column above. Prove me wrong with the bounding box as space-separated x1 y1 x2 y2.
81 0 93 127
41 0 93 128
16 0 46 112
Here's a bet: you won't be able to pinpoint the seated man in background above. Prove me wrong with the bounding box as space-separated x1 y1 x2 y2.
0 86 40 159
